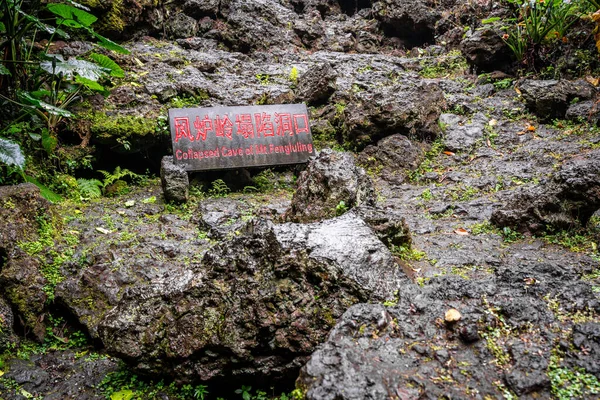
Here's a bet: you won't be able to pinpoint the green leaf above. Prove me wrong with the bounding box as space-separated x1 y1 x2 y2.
89 53 124 77
75 75 104 91
110 389 135 400
0 64 10 75
481 17 501 24
25 175 63 203
47 3 97 27
19 91 74 117
18 10 70 38
0 138 25 169
58 18 83 29
0 22 5 32
40 57 108 81
91 31 130 54
29 90 52 99
41 130 58 154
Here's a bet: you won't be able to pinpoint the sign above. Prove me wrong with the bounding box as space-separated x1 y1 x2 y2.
168 104 315 171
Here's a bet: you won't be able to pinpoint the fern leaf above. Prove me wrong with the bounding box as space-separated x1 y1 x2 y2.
77 178 103 198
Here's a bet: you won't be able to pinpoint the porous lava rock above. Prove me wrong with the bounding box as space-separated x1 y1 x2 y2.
372 0 439 48
297 245 600 399
0 296 15 351
161 155 189 204
439 112 488 153
0 350 118 399
460 26 512 72
0 184 53 340
491 149 600 233
286 149 375 222
295 62 337 105
97 215 405 382
357 134 427 185
518 79 596 121
340 78 445 149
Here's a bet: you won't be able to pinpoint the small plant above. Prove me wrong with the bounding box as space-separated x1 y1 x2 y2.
208 179 230 197
289 66 299 85
255 74 270 85
500 0 581 66
253 169 275 192
501 227 524 243
77 178 103 199
334 200 349 216
549 350 600 399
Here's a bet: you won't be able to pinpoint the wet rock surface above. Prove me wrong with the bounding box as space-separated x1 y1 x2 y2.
491 149 600 233
2 1 600 398
286 149 375 222
0 351 118 399
160 155 189 204
96 214 399 382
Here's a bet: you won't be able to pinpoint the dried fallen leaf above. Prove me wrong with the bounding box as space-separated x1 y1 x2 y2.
515 86 522 95
443 151 455 156
586 75 600 87
445 308 462 323
524 277 536 285
454 228 469 235
488 119 498 127
95 227 112 234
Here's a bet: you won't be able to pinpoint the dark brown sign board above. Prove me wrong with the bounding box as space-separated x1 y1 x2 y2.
168 104 315 171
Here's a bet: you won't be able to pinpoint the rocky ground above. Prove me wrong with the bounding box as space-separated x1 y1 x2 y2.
2 0 600 399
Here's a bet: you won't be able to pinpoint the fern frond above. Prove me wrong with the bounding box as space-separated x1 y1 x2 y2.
77 178 103 198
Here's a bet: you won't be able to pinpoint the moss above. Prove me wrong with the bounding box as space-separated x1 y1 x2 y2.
81 0 125 33
87 112 159 140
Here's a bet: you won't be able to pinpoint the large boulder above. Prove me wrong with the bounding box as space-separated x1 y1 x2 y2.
340 78 445 149
286 149 375 222
358 134 427 184
439 112 488 153
518 79 596 121
0 184 53 341
97 215 406 381
372 0 439 48
491 149 600 233
297 246 600 399
460 26 512 72
161 155 189 204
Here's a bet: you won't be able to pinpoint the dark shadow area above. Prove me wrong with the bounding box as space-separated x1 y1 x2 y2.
339 0 372 16
380 20 435 49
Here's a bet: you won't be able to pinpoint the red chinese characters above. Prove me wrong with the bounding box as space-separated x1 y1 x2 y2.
174 117 194 142
254 112 274 137
194 115 213 141
236 114 255 139
215 115 233 140
293 114 310 134
274 113 293 136
174 111 310 143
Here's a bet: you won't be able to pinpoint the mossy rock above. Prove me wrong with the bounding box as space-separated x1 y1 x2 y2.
86 112 168 153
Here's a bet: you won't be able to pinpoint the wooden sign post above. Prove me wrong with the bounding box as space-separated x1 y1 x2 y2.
168 104 315 171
